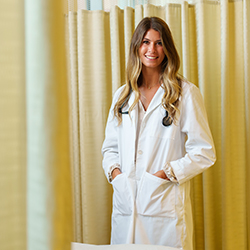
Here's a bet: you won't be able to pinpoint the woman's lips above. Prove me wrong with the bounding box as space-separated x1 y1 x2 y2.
145 55 158 59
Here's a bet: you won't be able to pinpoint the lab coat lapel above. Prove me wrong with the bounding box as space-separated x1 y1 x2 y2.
145 86 165 115
127 87 165 121
127 90 138 137
128 90 136 110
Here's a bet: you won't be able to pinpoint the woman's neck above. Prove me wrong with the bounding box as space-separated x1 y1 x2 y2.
141 67 161 89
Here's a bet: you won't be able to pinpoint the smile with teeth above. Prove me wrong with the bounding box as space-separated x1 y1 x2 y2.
145 55 158 60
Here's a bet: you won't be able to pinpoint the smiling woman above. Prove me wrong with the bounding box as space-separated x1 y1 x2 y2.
139 29 165 72
113 17 182 125
102 17 216 250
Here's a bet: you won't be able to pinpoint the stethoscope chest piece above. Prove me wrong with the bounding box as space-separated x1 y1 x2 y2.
162 110 172 127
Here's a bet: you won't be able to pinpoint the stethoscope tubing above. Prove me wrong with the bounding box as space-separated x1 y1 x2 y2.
118 89 172 127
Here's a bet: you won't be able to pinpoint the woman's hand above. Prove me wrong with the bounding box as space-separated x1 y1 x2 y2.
111 168 122 180
153 170 170 180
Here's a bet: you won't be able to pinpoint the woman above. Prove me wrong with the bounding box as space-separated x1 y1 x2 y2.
102 17 216 250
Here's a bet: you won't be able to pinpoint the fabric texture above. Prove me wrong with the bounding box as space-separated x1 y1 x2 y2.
1 1 74 250
0 1 26 249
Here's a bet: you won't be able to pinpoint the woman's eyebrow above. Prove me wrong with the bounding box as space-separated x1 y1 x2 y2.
143 38 161 42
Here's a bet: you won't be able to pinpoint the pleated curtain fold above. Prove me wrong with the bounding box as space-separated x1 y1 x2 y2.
67 2 250 250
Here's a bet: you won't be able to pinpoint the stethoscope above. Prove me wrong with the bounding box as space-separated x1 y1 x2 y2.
118 90 173 127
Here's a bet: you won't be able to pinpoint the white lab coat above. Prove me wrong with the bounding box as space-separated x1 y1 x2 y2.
102 81 216 250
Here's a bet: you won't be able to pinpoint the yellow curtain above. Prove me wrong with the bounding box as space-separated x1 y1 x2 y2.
0 0 73 250
0 1 26 249
25 1 74 250
67 2 250 250
67 9 113 244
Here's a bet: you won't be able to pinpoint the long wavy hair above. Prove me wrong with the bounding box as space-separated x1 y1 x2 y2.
114 17 182 125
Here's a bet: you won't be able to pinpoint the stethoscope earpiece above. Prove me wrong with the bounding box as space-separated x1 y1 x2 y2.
162 110 172 127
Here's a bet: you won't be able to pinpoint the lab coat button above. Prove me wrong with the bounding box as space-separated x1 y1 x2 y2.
138 150 143 155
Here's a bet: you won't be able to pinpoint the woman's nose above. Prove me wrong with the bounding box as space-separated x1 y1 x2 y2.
149 43 156 52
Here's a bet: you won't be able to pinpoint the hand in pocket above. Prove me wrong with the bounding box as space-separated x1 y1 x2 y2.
112 168 122 180
153 170 169 180
137 172 175 217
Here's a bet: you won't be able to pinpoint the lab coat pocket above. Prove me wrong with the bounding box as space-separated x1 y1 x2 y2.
112 173 133 215
137 172 175 218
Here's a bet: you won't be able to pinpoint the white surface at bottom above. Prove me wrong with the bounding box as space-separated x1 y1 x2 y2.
71 242 181 250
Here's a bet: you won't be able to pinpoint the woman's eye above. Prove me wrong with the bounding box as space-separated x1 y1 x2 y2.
143 40 149 44
157 41 162 46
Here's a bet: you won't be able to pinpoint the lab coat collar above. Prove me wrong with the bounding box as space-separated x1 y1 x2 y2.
126 86 164 136
128 86 164 114
128 90 137 123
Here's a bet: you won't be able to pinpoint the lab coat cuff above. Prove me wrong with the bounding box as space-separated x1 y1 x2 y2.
169 161 186 185
163 163 178 183
108 163 121 182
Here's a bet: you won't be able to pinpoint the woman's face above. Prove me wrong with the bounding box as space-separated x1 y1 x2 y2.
139 29 166 71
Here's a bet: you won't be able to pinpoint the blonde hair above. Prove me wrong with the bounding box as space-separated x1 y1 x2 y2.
114 17 182 124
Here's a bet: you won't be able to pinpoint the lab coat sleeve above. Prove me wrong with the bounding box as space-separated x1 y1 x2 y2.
102 86 124 182
170 84 216 185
